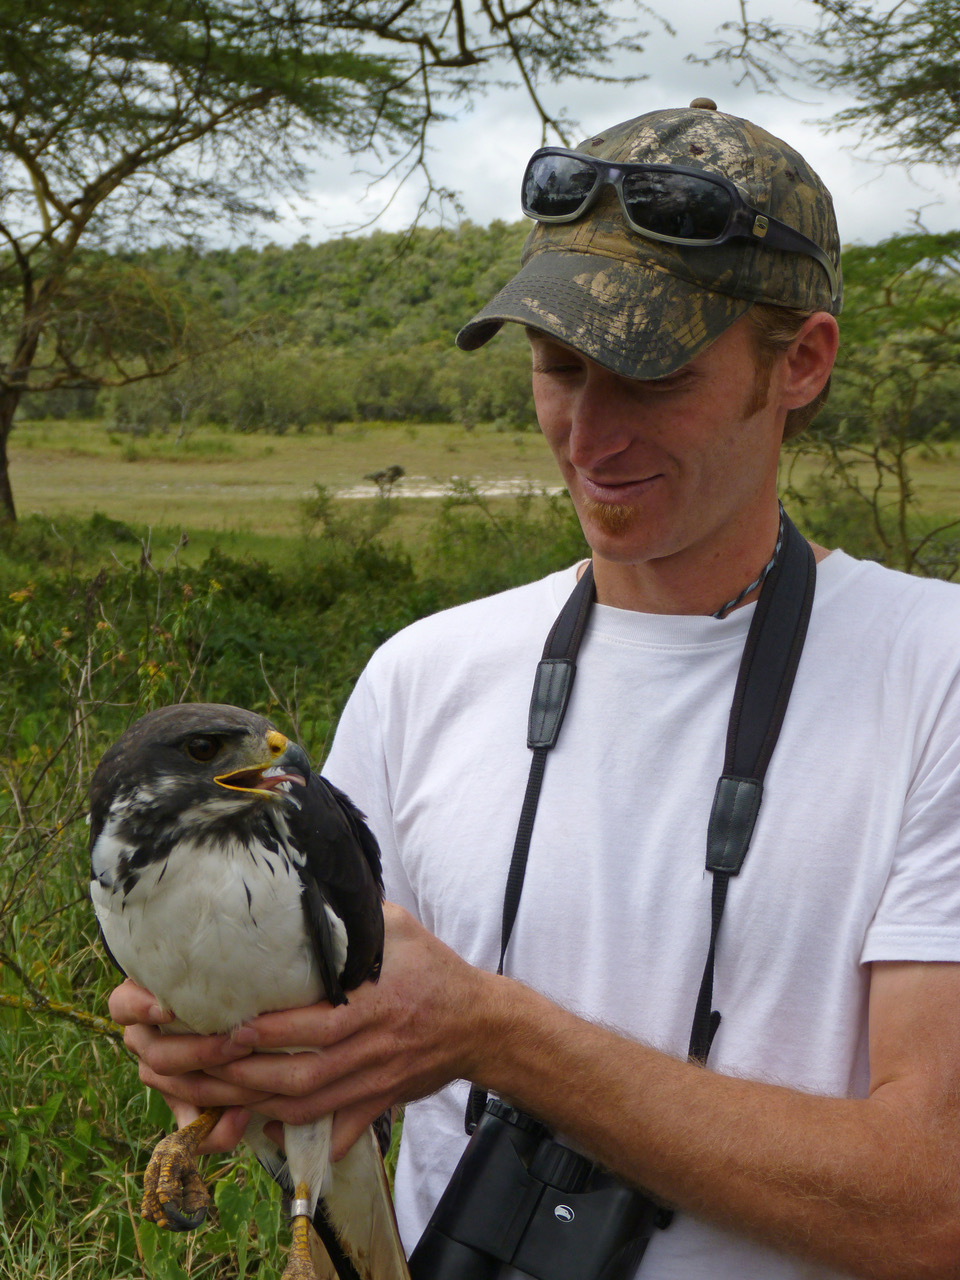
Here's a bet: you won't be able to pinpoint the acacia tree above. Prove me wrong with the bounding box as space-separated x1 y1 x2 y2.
707 0 960 168
808 0 960 167
0 0 649 522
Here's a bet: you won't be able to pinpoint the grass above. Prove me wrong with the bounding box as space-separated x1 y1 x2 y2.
9 418 561 542
11 418 960 576
12 417 960 533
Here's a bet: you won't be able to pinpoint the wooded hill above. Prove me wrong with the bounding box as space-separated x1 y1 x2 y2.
25 220 536 433
18 219 960 467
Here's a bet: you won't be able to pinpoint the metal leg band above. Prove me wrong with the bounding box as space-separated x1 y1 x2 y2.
289 1198 311 1219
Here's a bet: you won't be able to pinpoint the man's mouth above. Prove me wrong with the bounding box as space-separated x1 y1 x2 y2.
579 473 662 503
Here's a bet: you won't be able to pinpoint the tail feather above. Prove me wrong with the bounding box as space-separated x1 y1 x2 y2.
322 1126 411 1280
246 1115 409 1280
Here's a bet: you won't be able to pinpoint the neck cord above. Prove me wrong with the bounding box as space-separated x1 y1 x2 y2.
712 503 785 620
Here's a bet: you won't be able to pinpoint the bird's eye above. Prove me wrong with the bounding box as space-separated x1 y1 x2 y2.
185 736 220 762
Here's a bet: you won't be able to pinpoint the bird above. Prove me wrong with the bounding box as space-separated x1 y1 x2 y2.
88 702 410 1280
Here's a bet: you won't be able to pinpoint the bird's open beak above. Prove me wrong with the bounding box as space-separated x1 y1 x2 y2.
214 731 310 796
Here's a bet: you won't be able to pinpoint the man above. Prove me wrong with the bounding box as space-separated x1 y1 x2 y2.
113 102 960 1278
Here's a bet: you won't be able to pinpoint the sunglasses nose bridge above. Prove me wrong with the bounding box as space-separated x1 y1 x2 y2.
584 160 660 236
581 160 631 223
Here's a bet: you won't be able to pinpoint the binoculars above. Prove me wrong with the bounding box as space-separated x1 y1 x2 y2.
408 1098 660 1280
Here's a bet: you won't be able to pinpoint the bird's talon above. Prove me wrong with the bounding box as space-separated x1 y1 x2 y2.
156 1200 210 1232
141 1117 217 1232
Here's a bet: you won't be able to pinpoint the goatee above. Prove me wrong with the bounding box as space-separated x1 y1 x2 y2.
582 498 637 536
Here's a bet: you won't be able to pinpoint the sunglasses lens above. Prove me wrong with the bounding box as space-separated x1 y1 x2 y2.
523 154 599 218
620 171 731 240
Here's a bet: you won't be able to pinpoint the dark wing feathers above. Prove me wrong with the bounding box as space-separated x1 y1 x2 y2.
323 779 385 897
300 872 349 1007
289 774 385 994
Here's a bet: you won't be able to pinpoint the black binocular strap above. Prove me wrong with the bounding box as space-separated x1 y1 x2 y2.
466 562 596 1132
500 562 598 976
687 517 815 1063
466 520 815 1133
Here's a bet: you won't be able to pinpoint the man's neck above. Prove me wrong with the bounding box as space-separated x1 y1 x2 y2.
588 507 829 615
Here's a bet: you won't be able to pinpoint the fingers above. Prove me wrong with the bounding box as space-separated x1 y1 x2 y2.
209 1043 347 1095
253 1080 394 1131
263 1119 285 1151
165 1097 254 1155
331 1104 390 1162
207 1023 398 1105
229 1000 352 1052
200 1107 253 1154
124 1022 254 1076
166 1097 204 1131
138 1063 272 1114
218 1038 403 1130
109 977 174 1027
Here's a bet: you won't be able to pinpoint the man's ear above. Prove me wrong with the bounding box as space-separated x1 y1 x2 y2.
780 312 839 410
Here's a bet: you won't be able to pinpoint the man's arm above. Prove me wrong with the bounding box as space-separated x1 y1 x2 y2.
482 956 960 1279
115 905 960 1280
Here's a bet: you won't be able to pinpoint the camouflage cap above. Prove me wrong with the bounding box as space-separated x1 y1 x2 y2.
456 102 842 379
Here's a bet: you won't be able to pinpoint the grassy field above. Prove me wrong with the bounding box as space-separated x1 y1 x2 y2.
9 417 560 535
10 418 960 555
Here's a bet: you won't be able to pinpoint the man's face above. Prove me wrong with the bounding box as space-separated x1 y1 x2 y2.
528 316 785 571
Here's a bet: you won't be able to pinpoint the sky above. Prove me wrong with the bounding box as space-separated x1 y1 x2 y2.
270 0 958 249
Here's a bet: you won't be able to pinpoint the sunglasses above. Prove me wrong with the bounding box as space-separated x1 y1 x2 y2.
521 147 839 302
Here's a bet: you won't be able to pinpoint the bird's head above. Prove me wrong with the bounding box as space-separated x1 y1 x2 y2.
90 704 311 844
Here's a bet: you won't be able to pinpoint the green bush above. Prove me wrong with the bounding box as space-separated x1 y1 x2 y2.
0 490 586 1277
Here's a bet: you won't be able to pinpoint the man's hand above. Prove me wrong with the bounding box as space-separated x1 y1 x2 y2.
109 978 267 1154
109 903 492 1159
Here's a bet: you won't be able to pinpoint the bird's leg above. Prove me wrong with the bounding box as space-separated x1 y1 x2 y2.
282 1182 318 1280
142 1107 223 1231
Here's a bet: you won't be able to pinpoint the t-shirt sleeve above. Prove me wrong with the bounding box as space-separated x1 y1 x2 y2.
861 665 960 963
322 667 420 919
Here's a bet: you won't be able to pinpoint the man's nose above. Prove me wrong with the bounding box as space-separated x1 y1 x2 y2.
567 368 637 469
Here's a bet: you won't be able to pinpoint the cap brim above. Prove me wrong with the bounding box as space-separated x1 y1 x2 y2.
456 249 753 380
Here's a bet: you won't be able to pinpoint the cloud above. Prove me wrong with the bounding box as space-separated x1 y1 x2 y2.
274 0 956 246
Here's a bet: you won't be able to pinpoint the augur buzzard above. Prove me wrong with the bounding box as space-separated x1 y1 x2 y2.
89 703 409 1280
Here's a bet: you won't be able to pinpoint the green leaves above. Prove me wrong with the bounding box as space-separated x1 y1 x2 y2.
811 0 960 166
784 229 960 577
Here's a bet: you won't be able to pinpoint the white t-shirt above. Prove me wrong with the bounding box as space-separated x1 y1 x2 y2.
324 550 960 1279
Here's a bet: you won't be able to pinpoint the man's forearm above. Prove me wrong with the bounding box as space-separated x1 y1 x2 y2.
470 973 960 1280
